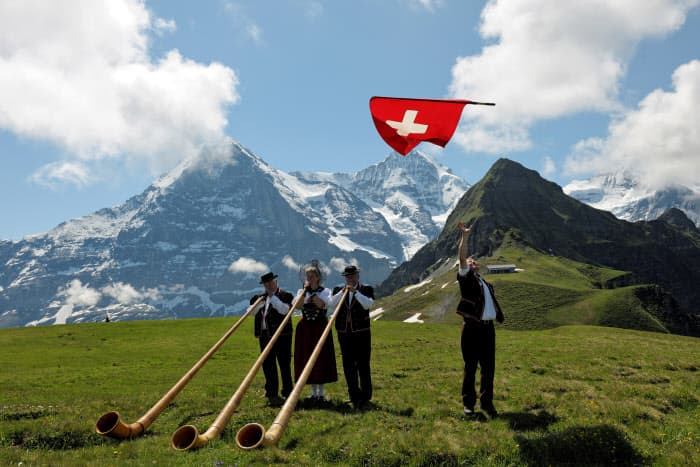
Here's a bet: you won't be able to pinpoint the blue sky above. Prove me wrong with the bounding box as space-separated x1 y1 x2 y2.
1 0 699 240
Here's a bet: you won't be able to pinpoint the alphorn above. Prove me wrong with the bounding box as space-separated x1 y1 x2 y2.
171 290 306 450
95 295 264 439
236 288 349 450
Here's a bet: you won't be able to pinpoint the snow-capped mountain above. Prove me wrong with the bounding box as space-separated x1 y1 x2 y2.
0 142 467 328
564 173 700 226
294 151 469 259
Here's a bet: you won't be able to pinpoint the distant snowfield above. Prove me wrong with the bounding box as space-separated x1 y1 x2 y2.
369 307 384 320
564 173 700 226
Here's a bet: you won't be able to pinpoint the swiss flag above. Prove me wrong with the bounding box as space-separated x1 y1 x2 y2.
369 96 493 155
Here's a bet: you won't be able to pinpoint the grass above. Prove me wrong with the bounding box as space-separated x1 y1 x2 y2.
374 245 671 334
1 318 699 466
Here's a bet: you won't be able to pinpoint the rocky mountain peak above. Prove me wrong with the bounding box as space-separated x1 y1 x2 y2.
0 141 468 328
564 171 700 227
378 158 700 336
657 207 698 231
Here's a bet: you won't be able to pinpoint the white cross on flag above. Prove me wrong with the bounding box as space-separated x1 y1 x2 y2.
369 96 494 155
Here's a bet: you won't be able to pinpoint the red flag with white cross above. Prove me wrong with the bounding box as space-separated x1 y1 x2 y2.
369 96 494 155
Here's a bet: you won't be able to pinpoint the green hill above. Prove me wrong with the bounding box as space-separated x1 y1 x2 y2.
378 159 700 336
1 318 698 466
374 244 672 334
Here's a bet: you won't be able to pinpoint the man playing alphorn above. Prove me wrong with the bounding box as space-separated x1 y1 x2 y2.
330 265 375 409
250 271 294 405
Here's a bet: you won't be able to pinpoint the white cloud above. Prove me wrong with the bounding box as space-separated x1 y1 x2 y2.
0 0 239 187
541 156 556 178
330 257 358 273
319 261 332 278
102 282 141 304
153 17 176 35
282 255 301 271
53 279 101 324
222 1 265 44
565 60 700 191
299 0 324 19
29 161 91 189
229 257 269 274
404 0 445 12
102 282 161 304
452 121 530 153
53 279 102 324
449 0 699 153
246 23 263 43
60 279 102 307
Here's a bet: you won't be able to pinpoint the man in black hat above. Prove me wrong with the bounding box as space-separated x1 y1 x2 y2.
456 222 504 417
250 272 294 404
331 265 375 408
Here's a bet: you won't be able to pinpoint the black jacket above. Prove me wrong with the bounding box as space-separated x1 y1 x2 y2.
250 289 294 337
332 284 375 333
456 268 504 324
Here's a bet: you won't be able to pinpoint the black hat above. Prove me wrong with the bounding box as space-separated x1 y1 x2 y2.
340 265 361 276
259 272 278 284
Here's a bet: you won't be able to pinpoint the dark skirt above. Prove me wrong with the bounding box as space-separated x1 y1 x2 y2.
294 317 338 384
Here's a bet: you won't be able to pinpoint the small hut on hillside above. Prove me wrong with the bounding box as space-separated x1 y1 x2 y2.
486 264 516 274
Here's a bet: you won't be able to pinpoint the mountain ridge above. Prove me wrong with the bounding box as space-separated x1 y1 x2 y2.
378 158 700 336
0 141 467 328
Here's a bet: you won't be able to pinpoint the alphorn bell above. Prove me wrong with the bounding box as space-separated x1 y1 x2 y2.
170 290 306 450
95 295 264 439
236 288 349 450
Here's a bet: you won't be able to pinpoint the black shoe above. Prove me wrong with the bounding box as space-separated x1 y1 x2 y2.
482 405 498 417
463 406 475 415
267 396 284 407
355 399 370 411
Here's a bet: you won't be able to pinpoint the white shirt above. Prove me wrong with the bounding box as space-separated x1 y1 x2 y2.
458 265 497 321
253 291 290 330
295 287 332 316
330 284 373 310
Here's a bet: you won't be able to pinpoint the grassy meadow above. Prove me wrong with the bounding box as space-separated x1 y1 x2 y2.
374 245 672 334
1 317 698 466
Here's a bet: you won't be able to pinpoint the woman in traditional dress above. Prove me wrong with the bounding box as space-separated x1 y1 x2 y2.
293 263 338 400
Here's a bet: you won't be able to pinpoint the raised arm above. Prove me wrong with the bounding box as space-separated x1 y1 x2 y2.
458 222 471 269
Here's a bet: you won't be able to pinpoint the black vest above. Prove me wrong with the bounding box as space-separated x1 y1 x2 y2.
251 289 294 337
301 286 328 322
456 269 503 322
332 284 375 333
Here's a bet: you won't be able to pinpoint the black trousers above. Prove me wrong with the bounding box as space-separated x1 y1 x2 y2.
337 330 372 403
259 332 293 398
461 320 496 409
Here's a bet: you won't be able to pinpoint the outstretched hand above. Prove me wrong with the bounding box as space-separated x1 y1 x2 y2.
458 222 472 235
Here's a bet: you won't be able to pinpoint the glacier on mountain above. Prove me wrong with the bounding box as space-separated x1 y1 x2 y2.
0 140 468 328
564 172 700 226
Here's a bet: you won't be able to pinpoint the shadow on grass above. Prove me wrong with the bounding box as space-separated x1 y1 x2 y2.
516 424 646 466
502 410 558 431
296 398 414 417
3 429 105 450
175 410 217 428
0 409 50 421
460 410 488 422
